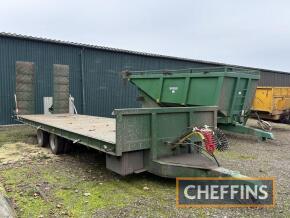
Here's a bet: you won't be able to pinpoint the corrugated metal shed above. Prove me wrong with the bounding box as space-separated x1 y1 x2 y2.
1 32 290 125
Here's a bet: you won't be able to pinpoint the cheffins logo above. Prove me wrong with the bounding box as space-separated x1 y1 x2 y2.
176 177 275 208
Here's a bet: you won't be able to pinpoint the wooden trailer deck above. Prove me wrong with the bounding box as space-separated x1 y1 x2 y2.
19 114 116 144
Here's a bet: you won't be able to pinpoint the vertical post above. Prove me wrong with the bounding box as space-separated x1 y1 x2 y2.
182 77 190 105
115 112 123 156
229 78 240 118
213 77 224 106
189 111 194 127
157 78 164 103
244 78 252 109
150 113 158 160
242 78 252 124
81 48 86 114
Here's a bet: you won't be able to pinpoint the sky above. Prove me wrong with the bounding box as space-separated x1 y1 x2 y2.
1 0 290 72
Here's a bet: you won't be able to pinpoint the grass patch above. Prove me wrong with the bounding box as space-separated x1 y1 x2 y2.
14 194 51 217
0 165 70 217
0 125 35 146
55 181 133 217
1 167 53 217
0 162 178 217
55 175 176 217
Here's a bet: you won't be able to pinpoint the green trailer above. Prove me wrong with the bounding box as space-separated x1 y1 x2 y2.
124 67 274 140
17 106 243 178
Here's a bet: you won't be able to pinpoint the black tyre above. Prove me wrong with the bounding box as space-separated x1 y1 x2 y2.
49 134 64 155
63 138 73 153
214 128 229 151
37 129 49 147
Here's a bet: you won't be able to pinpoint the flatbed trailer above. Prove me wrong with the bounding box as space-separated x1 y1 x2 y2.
17 106 243 178
19 114 116 154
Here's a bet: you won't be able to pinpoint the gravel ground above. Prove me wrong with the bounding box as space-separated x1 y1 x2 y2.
0 119 289 217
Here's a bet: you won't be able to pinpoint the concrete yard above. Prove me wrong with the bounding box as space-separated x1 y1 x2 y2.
0 119 289 217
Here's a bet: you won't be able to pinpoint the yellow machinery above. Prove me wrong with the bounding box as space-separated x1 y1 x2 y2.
252 87 290 122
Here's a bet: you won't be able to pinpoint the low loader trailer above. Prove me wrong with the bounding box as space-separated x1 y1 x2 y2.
17 107 244 178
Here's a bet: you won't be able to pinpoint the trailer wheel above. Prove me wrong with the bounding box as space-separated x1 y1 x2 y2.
49 134 64 155
63 139 72 153
37 129 49 147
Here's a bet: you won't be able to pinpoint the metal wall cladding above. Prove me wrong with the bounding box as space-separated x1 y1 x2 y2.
82 48 211 117
1 35 290 125
0 37 82 125
257 71 290 86
0 36 212 125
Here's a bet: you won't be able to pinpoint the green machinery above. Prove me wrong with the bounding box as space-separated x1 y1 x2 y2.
15 66 263 179
124 67 274 140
